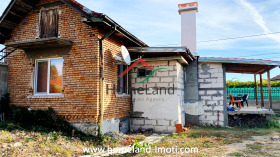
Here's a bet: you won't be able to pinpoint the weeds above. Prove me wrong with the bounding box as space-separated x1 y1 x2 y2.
131 140 153 154
229 152 243 156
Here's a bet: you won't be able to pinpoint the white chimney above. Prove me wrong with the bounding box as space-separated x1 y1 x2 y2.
178 2 198 55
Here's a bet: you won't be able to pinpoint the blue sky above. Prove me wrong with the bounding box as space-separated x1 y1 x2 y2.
1 0 280 81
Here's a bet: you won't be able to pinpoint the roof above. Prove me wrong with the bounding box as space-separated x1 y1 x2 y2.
199 57 280 74
271 75 280 81
0 0 148 47
128 47 195 63
199 57 280 66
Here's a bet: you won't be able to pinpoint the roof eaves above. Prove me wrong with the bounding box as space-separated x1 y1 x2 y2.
62 0 148 47
0 0 148 47
199 57 280 66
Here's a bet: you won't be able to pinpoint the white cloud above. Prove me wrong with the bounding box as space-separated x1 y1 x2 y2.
236 0 280 43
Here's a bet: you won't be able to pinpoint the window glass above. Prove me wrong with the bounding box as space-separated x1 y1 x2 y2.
137 69 152 77
37 61 48 93
50 59 63 93
138 69 146 77
35 58 63 95
117 64 128 94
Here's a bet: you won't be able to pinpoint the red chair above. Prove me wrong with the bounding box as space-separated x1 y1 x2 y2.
230 94 242 109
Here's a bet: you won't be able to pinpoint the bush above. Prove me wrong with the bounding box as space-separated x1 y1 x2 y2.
6 106 77 135
227 79 280 88
0 94 96 140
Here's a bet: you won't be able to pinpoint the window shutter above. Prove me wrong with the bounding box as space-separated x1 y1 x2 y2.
40 9 59 38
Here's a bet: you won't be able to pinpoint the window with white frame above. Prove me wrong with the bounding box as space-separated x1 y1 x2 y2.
35 58 63 95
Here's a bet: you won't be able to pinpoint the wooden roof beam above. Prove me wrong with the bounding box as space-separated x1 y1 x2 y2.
16 0 33 10
8 11 25 19
0 20 18 29
254 66 268 75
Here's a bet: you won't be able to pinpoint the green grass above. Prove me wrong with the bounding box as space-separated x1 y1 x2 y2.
149 126 278 157
229 152 243 156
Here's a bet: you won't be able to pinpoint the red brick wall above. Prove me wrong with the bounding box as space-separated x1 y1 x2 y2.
100 29 131 120
6 0 131 123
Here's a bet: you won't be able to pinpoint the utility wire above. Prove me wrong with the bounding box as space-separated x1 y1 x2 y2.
151 31 280 46
198 32 280 43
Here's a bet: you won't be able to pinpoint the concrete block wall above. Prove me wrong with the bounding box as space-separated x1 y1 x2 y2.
131 59 185 133
177 63 185 126
198 63 227 126
131 118 176 133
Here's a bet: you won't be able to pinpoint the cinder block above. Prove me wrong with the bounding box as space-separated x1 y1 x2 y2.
156 83 169 87
157 120 170 126
207 90 217 95
199 100 206 106
141 125 155 130
155 61 168 66
218 68 224 73
169 71 177 76
154 126 168 132
216 78 224 83
148 77 160 83
131 125 141 131
212 96 223 101
205 115 218 121
167 126 176 133
211 83 223 88
146 83 156 88
161 77 173 83
156 71 168 77
145 119 157 125
160 65 175 71
199 74 211 79
133 119 144 125
198 79 204 83
209 68 219 73
218 90 224 94
199 83 211 88
133 83 144 88
211 73 223 78
169 60 177 65
201 96 211 100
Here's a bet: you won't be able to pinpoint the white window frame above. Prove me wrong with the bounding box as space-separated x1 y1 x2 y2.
34 57 63 95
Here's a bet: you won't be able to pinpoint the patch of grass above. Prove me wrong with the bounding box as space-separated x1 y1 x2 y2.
229 152 243 156
25 137 35 143
1 136 13 143
246 143 263 150
189 132 200 138
152 126 278 157
243 143 273 156
48 144 72 157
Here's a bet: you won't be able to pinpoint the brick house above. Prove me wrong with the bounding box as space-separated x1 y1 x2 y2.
0 0 148 135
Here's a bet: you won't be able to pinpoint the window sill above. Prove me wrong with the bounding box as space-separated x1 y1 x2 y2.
27 94 65 99
116 94 131 98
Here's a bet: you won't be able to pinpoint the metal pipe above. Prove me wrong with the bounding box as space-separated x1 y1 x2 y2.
98 25 116 136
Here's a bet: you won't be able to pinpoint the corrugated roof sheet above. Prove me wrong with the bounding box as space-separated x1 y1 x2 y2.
199 57 280 66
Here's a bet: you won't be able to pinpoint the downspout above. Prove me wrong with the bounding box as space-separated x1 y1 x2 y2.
99 25 116 136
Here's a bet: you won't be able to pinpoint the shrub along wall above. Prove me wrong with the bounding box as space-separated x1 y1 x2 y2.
227 79 280 88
